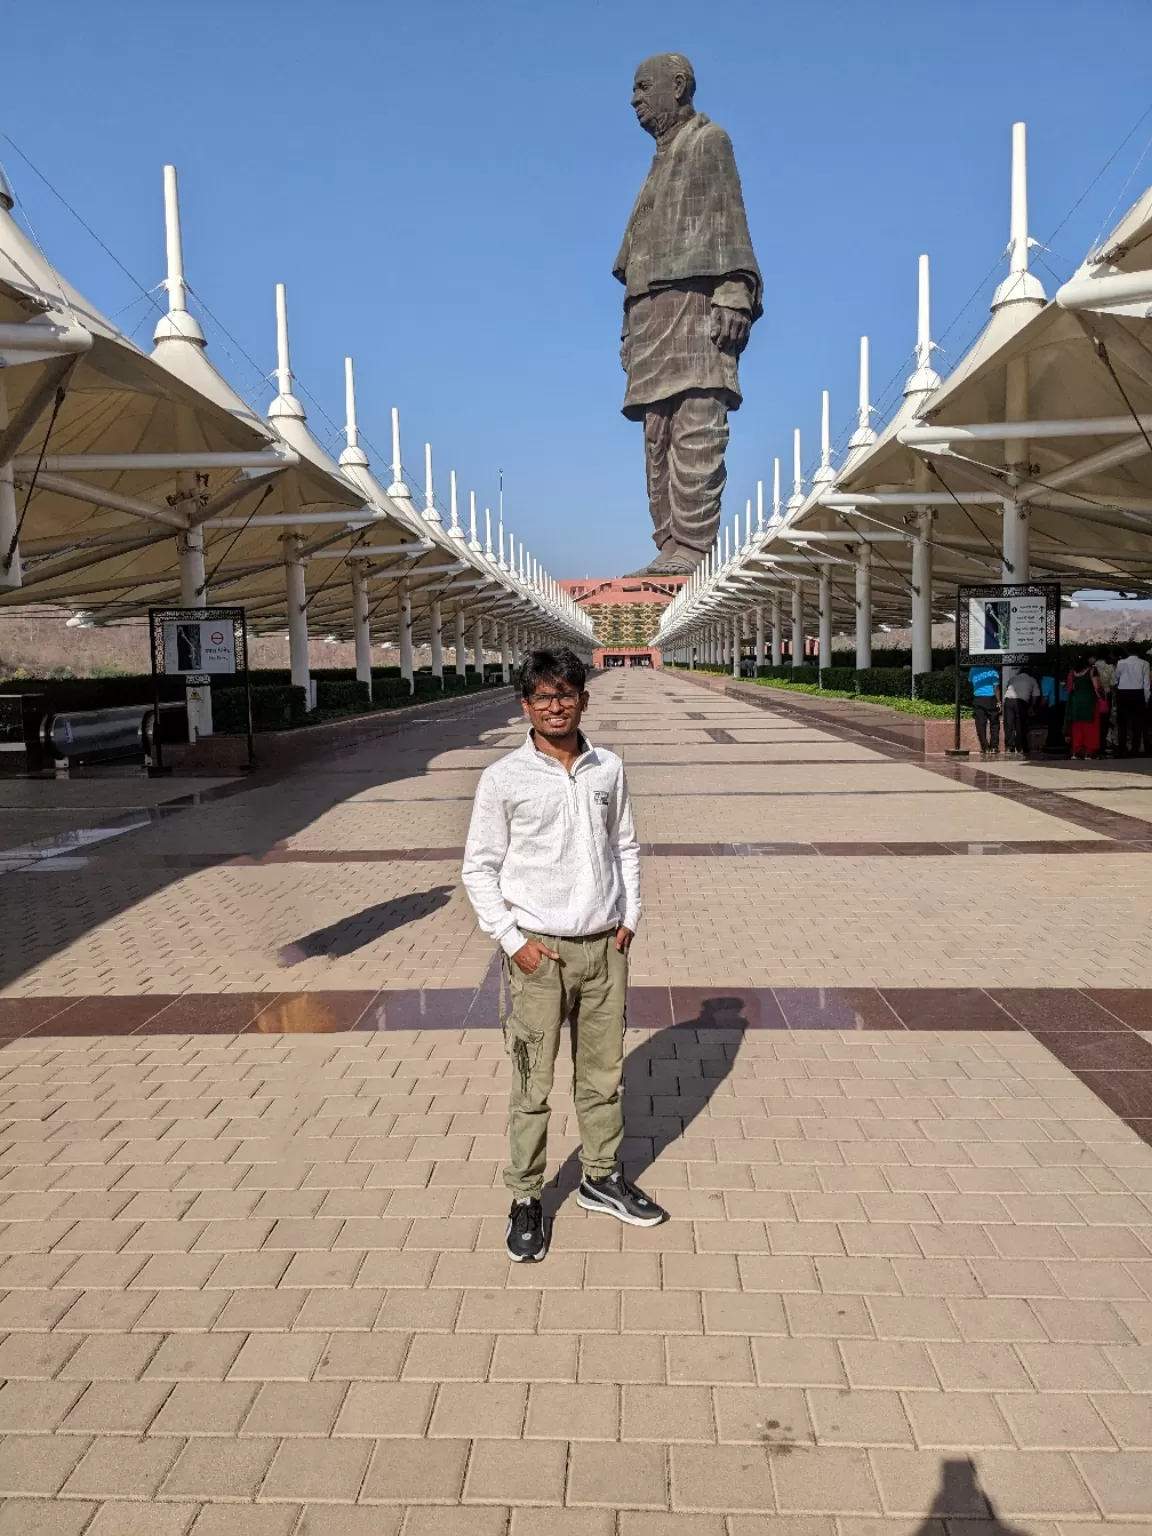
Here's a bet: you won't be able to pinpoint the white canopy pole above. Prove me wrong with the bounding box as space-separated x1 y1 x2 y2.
388 409 412 502
788 430 804 513
423 443 441 523
849 337 876 450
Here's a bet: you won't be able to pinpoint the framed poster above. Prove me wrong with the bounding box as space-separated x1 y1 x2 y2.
148 607 253 773
957 583 1060 668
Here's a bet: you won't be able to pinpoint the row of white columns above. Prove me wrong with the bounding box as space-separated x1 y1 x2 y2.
280 544 557 703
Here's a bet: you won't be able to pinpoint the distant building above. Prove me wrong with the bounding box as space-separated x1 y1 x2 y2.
558 576 687 668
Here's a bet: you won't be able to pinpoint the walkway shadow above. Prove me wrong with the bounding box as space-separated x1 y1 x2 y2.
546 995 748 1210
913 1458 1034 1533
276 884 453 965
0 686 519 998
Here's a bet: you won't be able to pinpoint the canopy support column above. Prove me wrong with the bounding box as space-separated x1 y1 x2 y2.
473 615 484 678
454 607 467 677
398 578 413 688
285 535 311 706
352 564 372 701
501 625 511 684
771 596 782 667
731 617 740 678
818 570 832 671
755 606 765 671
0 380 22 591
430 599 443 680
856 544 873 669
790 582 804 669
911 509 934 677
178 522 212 737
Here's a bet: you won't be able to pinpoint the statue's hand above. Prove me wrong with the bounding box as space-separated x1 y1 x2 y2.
710 305 751 356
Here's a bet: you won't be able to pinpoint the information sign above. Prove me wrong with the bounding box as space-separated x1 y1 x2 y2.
148 606 253 773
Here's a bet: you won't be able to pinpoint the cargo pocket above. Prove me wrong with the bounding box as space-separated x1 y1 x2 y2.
503 1011 544 1095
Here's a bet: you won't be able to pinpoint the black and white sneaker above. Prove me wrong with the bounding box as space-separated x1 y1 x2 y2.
577 1171 667 1227
506 1198 547 1262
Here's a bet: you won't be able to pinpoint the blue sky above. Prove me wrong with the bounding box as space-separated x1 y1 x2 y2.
3 1 1152 577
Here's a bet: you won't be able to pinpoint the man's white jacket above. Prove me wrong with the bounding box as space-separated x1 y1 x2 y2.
462 731 642 958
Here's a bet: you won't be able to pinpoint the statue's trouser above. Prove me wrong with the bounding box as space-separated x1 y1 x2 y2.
642 388 729 554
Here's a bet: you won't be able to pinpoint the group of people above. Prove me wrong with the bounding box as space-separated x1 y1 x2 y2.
968 642 1152 760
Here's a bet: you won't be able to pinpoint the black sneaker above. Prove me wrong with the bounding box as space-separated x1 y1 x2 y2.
506 1198 547 1262
577 1171 667 1227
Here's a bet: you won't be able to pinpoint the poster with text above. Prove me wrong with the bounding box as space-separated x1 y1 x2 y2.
968 595 1048 656
163 620 237 676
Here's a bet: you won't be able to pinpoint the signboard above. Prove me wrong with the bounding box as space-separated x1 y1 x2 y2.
957 583 1060 668
148 606 253 774
162 619 237 678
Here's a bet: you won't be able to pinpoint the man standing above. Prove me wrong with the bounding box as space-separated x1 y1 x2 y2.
968 662 1002 756
462 649 666 1263
1114 642 1150 757
616 53 762 575
1003 667 1041 757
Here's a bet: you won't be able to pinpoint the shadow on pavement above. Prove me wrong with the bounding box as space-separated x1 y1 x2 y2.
546 995 748 1206
914 1457 1034 1533
276 884 454 964
0 690 517 997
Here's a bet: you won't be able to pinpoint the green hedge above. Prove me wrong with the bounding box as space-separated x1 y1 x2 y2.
818 667 858 692
213 685 308 733
315 679 371 712
373 677 412 704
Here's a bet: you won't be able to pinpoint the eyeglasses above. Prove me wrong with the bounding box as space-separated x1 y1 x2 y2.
526 692 581 708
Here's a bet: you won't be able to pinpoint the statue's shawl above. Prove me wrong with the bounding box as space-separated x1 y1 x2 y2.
614 114 762 318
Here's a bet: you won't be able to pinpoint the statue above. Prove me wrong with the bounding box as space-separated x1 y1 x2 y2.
615 53 762 574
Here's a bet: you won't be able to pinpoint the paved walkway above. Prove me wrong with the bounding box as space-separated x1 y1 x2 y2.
0 671 1150 1532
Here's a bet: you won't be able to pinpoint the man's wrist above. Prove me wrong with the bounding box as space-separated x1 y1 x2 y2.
500 928 528 958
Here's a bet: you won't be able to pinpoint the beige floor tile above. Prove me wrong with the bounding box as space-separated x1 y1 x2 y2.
241 1381 347 1436
621 1385 714 1442
0 1433 91 1494
997 1392 1116 1449
1071 1449 1152 1518
971 1448 1097 1517
429 1382 527 1438
525 1383 619 1441
568 1441 668 1509
463 1437 567 1504
161 1437 277 1499
259 1436 372 1501
360 1438 470 1503
669 1444 775 1512
807 1388 912 1446
900 1390 1013 1449
62 1435 183 1498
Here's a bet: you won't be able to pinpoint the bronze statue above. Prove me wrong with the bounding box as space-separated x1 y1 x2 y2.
615 53 762 574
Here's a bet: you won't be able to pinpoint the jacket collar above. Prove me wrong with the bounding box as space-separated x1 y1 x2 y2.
523 728 598 770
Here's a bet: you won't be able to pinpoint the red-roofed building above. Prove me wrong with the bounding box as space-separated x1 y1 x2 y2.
558 576 687 667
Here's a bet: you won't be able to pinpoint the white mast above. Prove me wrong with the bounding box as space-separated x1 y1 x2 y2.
388 408 413 501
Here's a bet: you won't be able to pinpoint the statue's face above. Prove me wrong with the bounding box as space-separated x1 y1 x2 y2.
632 58 687 138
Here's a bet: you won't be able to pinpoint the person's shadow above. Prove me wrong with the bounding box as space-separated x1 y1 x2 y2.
913 1458 1035 1533
276 884 453 966
546 995 748 1212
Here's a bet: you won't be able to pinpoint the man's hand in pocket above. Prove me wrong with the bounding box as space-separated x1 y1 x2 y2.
513 940 560 976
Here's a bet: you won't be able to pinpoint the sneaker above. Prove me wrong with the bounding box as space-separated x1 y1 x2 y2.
506 1198 547 1262
577 1171 667 1227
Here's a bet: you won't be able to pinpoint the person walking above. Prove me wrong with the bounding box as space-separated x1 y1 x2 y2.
1114 643 1150 757
1003 667 1041 756
1065 658 1105 759
462 648 666 1264
968 662 1002 756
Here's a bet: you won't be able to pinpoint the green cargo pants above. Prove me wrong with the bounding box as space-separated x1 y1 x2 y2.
502 928 628 1200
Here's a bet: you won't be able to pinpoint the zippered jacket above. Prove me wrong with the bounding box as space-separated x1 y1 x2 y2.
462 731 642 958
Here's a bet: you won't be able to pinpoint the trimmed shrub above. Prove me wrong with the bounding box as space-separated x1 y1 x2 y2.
315 679 371 713
413 675 443 698
856 667 912 698
213 685 307 733
914 668 973 707
819 667 858 692
373 677 412 705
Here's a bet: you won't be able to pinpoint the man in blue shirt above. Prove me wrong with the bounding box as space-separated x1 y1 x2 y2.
968 664 1002 756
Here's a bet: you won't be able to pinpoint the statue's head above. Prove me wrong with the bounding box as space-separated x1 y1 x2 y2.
632 53 696 140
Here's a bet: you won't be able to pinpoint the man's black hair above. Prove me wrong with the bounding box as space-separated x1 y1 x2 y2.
519 648 587 699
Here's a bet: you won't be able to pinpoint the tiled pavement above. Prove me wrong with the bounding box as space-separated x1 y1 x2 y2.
1 674 1152 1530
